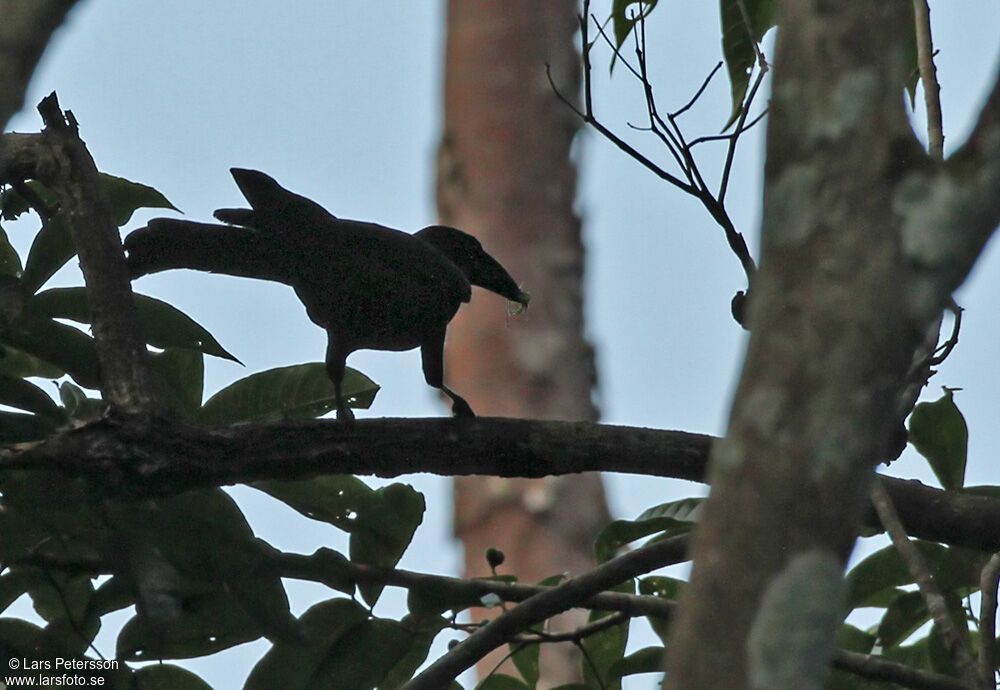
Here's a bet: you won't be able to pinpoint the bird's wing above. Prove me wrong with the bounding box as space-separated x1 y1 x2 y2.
286 219 472 349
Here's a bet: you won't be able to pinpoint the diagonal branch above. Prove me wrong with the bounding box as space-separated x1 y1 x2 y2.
24 94 161 412
403 534 688 690
871 479 978 686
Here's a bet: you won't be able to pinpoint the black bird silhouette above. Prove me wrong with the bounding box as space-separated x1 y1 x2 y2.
124 168 529 420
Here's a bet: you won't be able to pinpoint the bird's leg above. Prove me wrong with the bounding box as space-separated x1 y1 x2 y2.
421 331 475 418
325 337 354 422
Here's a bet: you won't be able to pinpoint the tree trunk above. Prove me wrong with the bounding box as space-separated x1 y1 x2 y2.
665 2 1000 687
437 0 609 684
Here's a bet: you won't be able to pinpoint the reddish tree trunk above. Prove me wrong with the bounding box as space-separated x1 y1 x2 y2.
437 0 610 684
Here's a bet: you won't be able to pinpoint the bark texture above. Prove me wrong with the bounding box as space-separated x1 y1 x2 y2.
437 0 608 683
664 2 1000 688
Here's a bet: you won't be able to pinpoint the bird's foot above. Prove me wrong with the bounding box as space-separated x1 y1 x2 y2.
336 401 356 423
451 398 475 418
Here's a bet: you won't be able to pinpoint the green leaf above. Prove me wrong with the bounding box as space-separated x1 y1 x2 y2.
0 226 23 277
31 287 240 362
351 483 425 606
21 215 74 293
99 173 178 226
132 665 213 690
608 646 666 678
720 0 776 128
845 541 984 610
26 571 95 624
149 347 204 417
255 475 377 530
112 489 294 660
594 498 701 562
0 181 57 221
877 590 928 648
0 618 45 657
377 614 450 689
1 316 101 389
87 576 138 619
637 575 685 600
116 589 266 660
199 362 378 424
0 470 106 565
0 567 46 613
610 1 659 65
836 623 876 654
476 676 532 690
510 638 540 688
244 598 368 690
581 582 633 690
0 410 58 442
0 374 65 420
0 345 64 379
908 388 968 490
59 381 104 421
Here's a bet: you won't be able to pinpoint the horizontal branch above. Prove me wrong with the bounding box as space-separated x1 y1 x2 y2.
273 548 676 620
4 415 1000 552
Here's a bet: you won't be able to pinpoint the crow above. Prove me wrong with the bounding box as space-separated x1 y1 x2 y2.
124 168 529 420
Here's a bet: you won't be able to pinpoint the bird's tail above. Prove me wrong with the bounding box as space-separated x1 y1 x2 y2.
124 218 291 284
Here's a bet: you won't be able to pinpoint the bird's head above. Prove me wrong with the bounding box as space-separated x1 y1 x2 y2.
415 225 530 309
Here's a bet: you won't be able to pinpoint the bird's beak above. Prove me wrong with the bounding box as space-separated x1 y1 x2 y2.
470 251 528 309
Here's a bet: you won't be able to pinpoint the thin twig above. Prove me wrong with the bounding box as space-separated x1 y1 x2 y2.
735 0 769 71
672 62 724 118
719 64 767 203
978 553 1000 689
871 478 979 686
688 109 768 147
912 0 944 159
632 15 689 175
515 611 629 644
546 62 695 194
930 298 963 365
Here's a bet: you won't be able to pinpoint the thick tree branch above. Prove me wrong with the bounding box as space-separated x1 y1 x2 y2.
5 416 1000 553
902 58 1000 317
0 0 80 132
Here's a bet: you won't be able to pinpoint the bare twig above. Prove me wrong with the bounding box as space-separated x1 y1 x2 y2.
688 109 768 147
978 553 1000 689
912 0 944 159
402 534 688 689
871 478 979 686
672 62 724 119
515 611 629 644
718 64 767 204
930 299 963 366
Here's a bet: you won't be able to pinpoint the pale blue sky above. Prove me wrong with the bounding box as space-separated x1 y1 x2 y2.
6 1 1000 687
